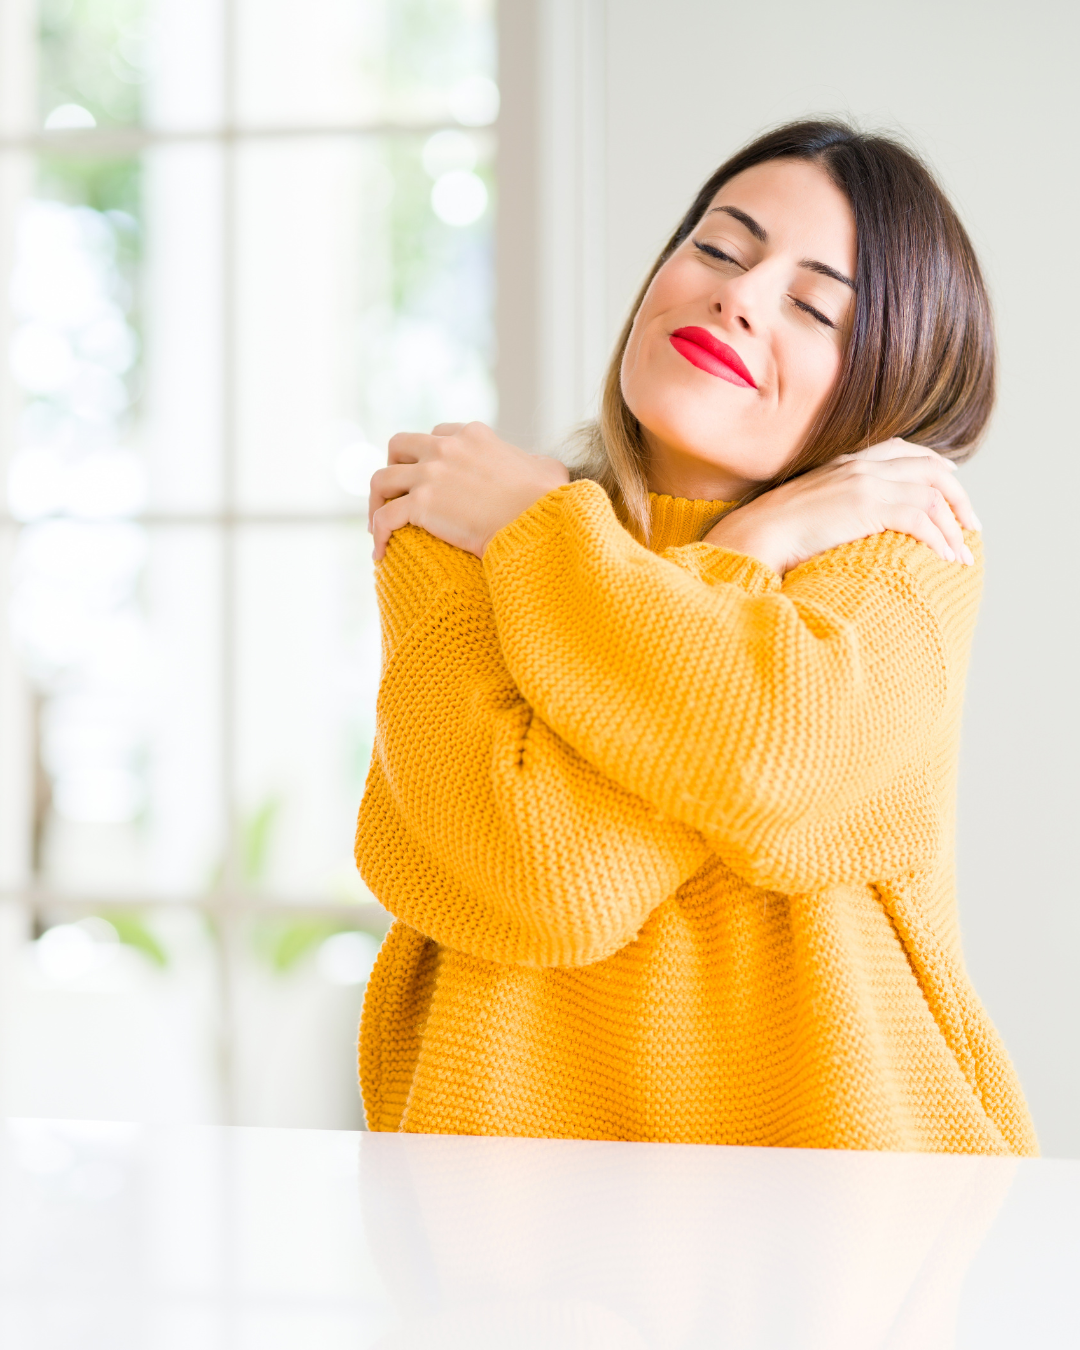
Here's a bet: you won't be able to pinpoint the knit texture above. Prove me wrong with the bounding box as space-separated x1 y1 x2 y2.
355 480 1037 1154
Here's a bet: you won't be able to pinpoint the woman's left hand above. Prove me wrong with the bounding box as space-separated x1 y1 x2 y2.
369 421 570 561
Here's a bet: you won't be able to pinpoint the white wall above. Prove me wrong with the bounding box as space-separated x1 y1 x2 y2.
503 0 1080 1155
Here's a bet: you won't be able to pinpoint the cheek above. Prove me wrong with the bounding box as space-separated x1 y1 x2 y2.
620 312 661 411
619 329 644 408
785 334 844 415
621 272 690 405
625 260 695 363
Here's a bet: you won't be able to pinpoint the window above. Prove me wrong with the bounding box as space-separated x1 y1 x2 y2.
0 0 497 1126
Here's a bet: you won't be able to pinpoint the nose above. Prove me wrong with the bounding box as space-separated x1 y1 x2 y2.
710 264 769 333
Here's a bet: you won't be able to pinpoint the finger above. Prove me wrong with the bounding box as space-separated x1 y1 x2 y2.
883 483 968 563
431 422 465 436
368 464 421 530
862 457 981 532
837 438 958 471
884 502 957 564
388 431 439 465
917 470 980 533
923 486 971 563
836 437 909 464
371 495 418 561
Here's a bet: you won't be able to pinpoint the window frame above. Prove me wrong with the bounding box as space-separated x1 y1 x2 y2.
0 0 500 1125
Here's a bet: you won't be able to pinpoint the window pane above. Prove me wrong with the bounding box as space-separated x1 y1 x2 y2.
8 144 223 517
235 525 378 901
142 144 224 513
11 525 223 897
4 905 222 1122
144 0 225 133
2 0 499 1133
3 902 384 1127
235 913 382 1127
0 2 37 138
235 132 495 512
39 0 149 130
236 0 498 128
10 152 145 520
37 0 225 133
35 0 499 135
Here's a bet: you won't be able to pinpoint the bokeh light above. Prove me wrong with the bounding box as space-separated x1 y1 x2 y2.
316 930 379 986
448 74 499 126
431 169 488 226
422 129 478 178
44 103 97 130
34 918 120 983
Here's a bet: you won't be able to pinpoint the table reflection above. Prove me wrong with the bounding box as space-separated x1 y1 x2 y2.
360 1135 1016 1350
4 1119 1066 1349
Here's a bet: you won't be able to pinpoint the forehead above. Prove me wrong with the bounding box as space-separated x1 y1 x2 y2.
706 159 856 268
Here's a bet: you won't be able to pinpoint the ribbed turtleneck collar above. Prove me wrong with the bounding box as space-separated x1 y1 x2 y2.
614 492 737 553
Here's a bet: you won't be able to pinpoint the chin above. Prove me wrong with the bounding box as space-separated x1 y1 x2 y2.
639 413 789 496
641 407 740 465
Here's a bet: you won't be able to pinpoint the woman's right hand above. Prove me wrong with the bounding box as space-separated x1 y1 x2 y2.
703 439 982 576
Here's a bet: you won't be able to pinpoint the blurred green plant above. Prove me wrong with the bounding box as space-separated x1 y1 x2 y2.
38 153 141 217
206 796 385 975
249 916 376 975
383 134 493 325
103 910 168 966
29 0 487 979
39 0 148 127
206 795 282 891
380 0 495 112
34 153 144 433
242 796 282 886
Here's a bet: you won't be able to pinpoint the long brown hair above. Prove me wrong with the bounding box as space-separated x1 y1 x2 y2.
576 120 996 541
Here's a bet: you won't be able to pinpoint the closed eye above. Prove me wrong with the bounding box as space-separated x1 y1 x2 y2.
792 297 836 329
693 239 744 267
694 237 838 329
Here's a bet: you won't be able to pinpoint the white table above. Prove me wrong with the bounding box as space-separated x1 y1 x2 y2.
0 1119 1075 1348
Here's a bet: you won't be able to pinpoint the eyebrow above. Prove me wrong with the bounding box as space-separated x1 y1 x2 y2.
709 205 766 241
705 204 857 290
800 258 856 291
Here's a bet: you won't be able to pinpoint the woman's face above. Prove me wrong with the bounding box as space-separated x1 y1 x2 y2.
621 158 858 500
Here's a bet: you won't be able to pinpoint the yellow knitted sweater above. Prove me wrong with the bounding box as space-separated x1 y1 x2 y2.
356 480 1036 1154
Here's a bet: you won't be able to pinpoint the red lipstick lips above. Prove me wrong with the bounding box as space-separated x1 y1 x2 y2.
670 326 757 389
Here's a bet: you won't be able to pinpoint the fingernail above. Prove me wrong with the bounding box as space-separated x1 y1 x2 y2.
970 515 983 531
944 547 955 562
962 545 975 565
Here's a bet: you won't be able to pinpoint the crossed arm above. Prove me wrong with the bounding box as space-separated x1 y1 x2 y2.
357 473 981 967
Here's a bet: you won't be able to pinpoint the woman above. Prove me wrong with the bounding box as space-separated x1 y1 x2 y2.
356 120 1037 1154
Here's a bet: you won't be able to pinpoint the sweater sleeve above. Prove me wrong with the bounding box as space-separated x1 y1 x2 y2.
355 525 711 968
482 480 982 895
